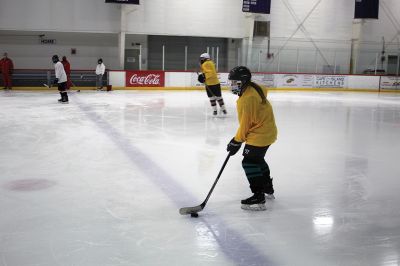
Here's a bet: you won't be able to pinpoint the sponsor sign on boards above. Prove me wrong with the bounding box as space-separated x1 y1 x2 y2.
314 75 347 88
252 74 274 87
275 74 314 88
126 71 165 87
380 76 400 90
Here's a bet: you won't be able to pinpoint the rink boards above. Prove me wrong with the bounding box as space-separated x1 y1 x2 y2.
8 70 400 92
108 71 400 92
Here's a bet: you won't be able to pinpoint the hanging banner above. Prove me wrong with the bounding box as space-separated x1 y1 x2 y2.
105 0 139 4
126 71 164 87
242 0 271 14
354 0 379 19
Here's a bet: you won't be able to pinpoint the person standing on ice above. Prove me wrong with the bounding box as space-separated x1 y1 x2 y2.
226 66 277 211
0 52 14 90
61 56 72 90
52 55 69 103
198 53 227 116
95 58 105 90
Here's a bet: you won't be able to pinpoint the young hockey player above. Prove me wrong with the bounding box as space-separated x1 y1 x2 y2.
95 58 105 90
198 53 227 116
52 55 69 103
226 66 277 211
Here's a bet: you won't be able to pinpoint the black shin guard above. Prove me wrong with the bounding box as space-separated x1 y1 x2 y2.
242 146 273 194
242 160 265 193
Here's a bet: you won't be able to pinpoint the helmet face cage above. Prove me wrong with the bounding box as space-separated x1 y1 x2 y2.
228 66 252 95
229 80 242 95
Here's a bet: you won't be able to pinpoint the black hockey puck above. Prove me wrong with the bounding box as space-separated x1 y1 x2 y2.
190 213 199 218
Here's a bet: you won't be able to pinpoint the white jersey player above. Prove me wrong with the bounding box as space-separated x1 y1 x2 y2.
52 55 69 103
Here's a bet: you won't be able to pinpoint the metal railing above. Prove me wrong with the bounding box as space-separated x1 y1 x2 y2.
143 40 398 75
2 70 108 87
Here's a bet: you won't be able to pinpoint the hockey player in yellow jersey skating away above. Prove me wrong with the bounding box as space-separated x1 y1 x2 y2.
198 53 227 116
226 66 277 211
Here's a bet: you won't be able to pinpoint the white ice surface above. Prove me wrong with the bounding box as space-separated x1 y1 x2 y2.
1 90 400 266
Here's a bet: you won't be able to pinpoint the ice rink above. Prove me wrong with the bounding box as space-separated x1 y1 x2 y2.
1 89 400 266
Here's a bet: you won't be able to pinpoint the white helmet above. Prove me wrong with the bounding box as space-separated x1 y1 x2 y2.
200 53 210 59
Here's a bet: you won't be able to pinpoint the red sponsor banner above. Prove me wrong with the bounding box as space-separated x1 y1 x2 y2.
126 71 165 87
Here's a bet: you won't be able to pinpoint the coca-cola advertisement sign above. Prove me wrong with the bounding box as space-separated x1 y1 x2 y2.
126 71 165 87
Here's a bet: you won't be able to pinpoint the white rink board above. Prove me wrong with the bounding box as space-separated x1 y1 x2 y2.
164 72 192 87
109 71 382 91
348 75 380 90
108 71 125 87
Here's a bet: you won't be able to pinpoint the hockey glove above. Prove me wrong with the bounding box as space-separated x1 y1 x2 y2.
198 73 205 83
53 78 59 85
227 138 242 156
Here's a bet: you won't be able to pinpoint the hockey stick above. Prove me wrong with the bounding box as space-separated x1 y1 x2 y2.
43 83 52 89
179 153 230 215
70 81 80 92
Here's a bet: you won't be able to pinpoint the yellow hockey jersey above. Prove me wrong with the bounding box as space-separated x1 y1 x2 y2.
234 85 277 147
200 60 220 86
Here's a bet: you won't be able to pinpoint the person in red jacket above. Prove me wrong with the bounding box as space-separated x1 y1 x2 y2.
61 56 72 90
0 52 14 90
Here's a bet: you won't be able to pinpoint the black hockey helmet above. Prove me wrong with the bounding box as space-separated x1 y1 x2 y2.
228 66 252 95
98 58 103 64
228 66 252 83
52 55 59 63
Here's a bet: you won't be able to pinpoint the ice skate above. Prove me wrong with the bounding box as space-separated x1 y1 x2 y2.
264 177 275 199
213 110 218 116
222 109 227 115
265 193 275 200
57 92 63 103
241 193 266 211
60 93 68 104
